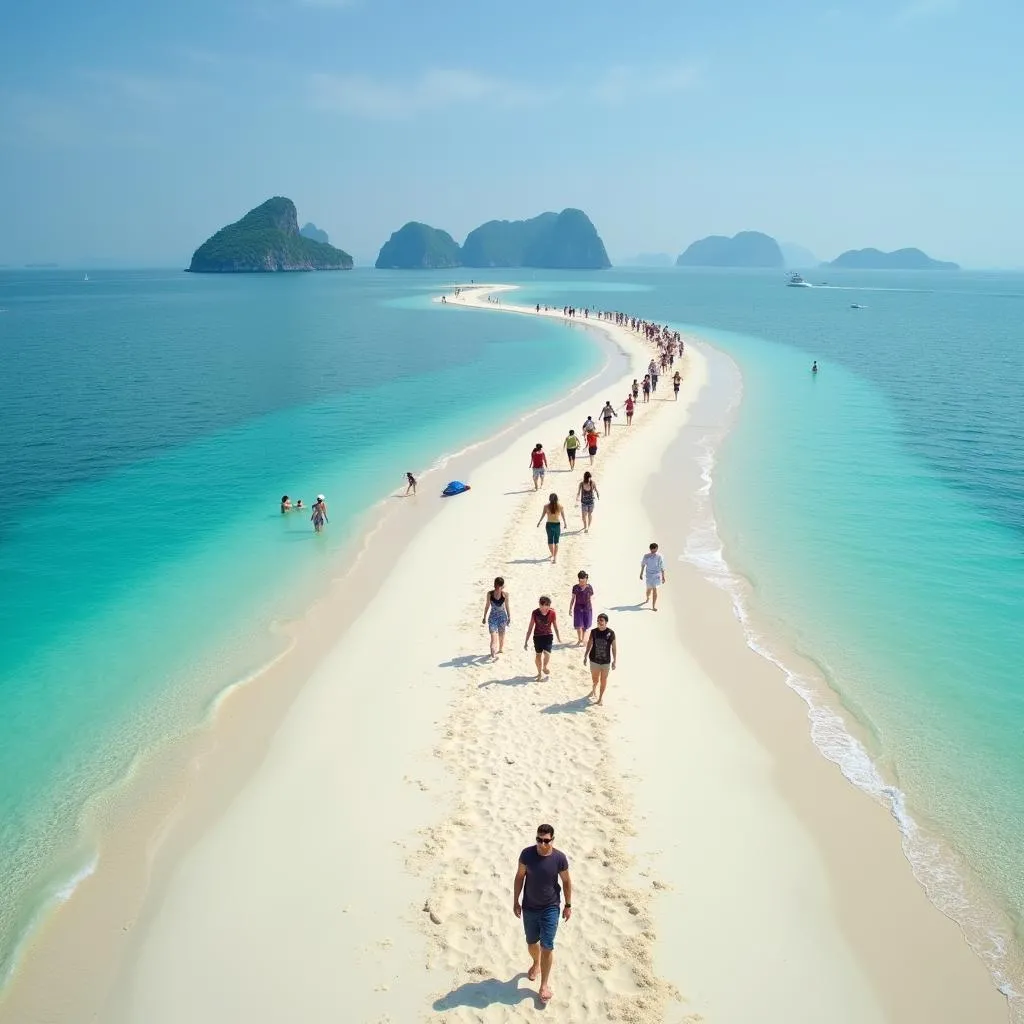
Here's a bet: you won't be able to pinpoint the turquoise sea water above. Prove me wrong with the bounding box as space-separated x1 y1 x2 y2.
2 266 1023 1005
0 268 606 983
513 268 1024 999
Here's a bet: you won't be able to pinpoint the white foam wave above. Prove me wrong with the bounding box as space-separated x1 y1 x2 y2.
682 430 1023 1012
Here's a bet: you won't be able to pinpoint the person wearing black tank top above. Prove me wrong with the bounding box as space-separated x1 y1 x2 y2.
481 576 511 658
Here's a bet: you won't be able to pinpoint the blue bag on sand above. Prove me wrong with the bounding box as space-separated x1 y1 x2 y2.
441 481 471 497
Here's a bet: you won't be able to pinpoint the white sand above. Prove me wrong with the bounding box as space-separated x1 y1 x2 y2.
91 288 1005 1023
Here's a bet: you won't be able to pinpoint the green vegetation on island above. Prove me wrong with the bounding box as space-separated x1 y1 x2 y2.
188 198 353 273
372 209 611 270
826 247 959 270
676 231 784 268
462 209 610 269
375 222 462 269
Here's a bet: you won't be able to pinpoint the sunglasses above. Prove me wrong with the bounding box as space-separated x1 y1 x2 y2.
536 836 553 844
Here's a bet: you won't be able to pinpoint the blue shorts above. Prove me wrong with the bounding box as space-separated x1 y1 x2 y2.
522 905 560 950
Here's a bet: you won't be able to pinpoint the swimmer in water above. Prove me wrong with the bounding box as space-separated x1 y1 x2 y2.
812 361 818 374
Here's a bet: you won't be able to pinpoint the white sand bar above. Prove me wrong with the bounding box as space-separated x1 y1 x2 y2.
96 287 1005 1023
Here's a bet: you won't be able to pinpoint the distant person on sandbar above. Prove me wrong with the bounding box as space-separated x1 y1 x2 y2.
405 472 417 495
530 443 548 490
513 824 572 1004
569 570 594 645
585 427 599 465
482 576 511 658
576 471 599 533
624 394 635 425
523 596 561 680
812 361 819 374
537 494 568 562
672 371 681 399
600 401 617 436
311 495 328 533
584 613 617 704
640 542 666 610
563 429 580 469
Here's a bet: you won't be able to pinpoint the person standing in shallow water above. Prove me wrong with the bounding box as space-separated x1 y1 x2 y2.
311 495 328 533
481 576 511 659
584 613 617 704
568 570 593 645
513 824 572 1005
537 494 567 562
640 542 666 610
405 472 417 495
523 596 561 680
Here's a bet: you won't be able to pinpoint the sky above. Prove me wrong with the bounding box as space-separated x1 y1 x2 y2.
1 0 1022 268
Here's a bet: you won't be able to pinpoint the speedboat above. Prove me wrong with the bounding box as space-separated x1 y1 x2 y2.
787 272 811 287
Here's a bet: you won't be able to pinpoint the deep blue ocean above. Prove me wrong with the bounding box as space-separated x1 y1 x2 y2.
1 265 1023 998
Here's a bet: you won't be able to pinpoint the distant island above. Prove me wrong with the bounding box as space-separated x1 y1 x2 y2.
376 222 462 269
676 231 783 268
372 209 610 270
825 247 959 270
188 198 353 273
299 222 329 245
780 242 819 269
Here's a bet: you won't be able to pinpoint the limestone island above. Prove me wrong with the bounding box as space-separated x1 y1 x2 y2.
372 209 610 270
825 247 959 270
299 222 330 245
676 231 784 268
188 198 352 273
375 223 462 269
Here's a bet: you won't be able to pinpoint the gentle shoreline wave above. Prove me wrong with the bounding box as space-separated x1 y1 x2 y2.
680 341 1023 1012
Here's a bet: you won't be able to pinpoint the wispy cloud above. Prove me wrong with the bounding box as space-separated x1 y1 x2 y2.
309 68 544 118
309 63 700 119
79 70 195 108
592 63 700 105
893 0 957 24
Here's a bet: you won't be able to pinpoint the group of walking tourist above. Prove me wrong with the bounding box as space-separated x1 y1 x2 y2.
412 288 686 1005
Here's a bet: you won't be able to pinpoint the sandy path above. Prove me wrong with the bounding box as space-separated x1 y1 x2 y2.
90 285 1006 1024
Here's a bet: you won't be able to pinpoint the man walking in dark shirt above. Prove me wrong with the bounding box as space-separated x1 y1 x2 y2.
513 824 572 1004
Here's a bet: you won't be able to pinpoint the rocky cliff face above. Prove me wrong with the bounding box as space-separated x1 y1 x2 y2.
375 222 462 269
188 198 353 273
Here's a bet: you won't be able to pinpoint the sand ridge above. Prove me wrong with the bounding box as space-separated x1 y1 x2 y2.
408 288 700 1020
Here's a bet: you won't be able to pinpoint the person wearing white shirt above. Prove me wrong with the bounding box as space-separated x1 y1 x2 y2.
640 542 666 611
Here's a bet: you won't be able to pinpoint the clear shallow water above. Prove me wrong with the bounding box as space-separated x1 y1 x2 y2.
0 268 602 982
510 269 1024 996
3 265 1024 1004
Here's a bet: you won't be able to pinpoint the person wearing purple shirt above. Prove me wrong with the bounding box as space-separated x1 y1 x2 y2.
568 570 594 646
513 824 572 1004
